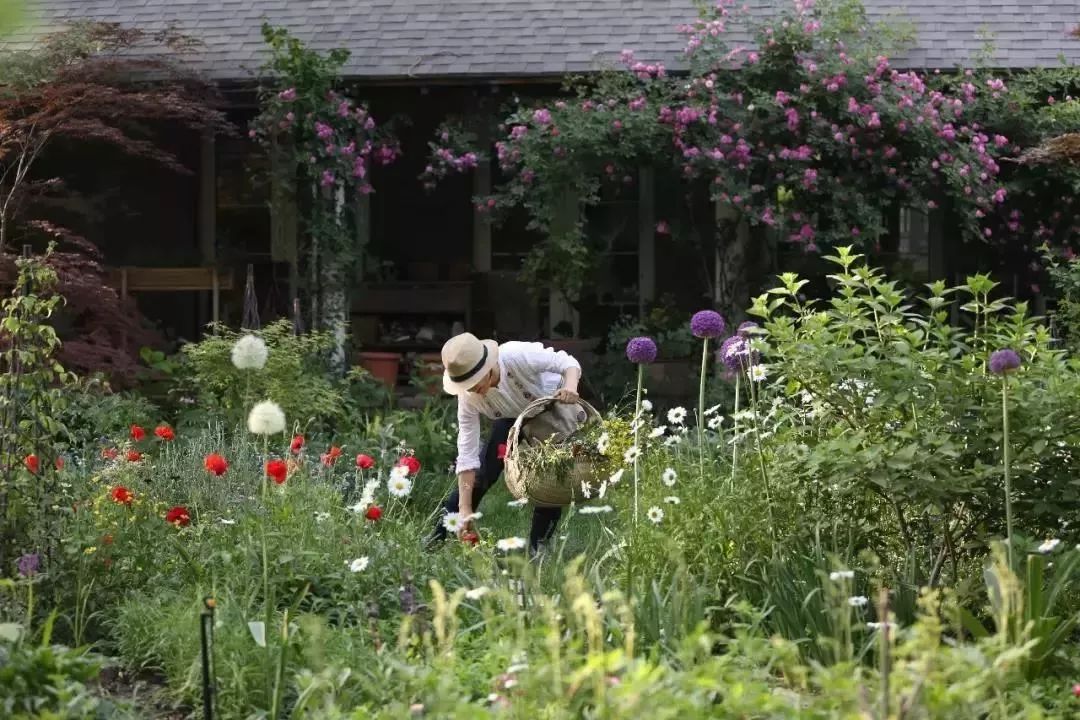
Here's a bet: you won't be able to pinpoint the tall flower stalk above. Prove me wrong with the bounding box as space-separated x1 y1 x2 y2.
691 311 725 483
990 348 1022 567
626 337 657 525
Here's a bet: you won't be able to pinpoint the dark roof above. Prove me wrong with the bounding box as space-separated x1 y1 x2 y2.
11 0 1080 81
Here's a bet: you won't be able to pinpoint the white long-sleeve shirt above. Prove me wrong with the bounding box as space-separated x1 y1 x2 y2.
454 341 581 473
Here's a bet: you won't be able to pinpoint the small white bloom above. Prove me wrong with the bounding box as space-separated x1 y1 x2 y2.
506 662 529 674
641 399 653 412
442 512 465 533
829 570 855 581
247 400 286 435
1038 538 1061 553
388 475 413 498
664 495 681 505
217 518 236 526
507 498 529 508
664 435 682 447
647 506 664 524
580 480 593 499
597 480 608 499
608 468 625 485
231 334 268 370
348 557 370 573
465 586 491 600
347 502 366 514
314 512 330 523
848 595 869 608
596 432 610 455
667 407 687 425
623 446 641 464
496 536 527 552
704 403 723 416
749 364 769 383
661 467 677 487
465 512 483 522
649 426 667 439
579 505 613 515
866 621 898 632
390 464 410 481
707 415 724 430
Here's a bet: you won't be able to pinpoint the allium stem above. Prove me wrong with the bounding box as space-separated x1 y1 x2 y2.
1002 376 1014 568
730 374 741 487
697 338 709 482
633 364 643 526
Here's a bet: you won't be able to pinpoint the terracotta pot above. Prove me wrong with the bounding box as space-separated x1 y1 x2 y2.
357 351 401 387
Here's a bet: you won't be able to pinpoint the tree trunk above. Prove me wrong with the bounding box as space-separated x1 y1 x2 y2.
320 184 349 375
713 203 753 324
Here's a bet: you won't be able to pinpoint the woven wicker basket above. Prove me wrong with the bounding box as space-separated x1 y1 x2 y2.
504 396 602 508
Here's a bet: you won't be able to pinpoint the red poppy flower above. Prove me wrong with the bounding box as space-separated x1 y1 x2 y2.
397 455 421 475
290 434 305 454
111 486 134 506
126 450 143 462
365 505 383 521
23 454 39 474
203 453 229 477
54 457 64 471
319 446 343 467
356 453 375 470
265 459 288 484
102 534 114 545
165 506 191 527
130 425 146 441
154 425 175 441
462 531 479 546
497 443 507 460
101 447 119 460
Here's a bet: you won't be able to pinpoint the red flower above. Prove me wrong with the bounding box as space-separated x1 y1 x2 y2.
165 505 191 527
321 446 343 467
130 425 146 441
101 447 119 461
23 454 39 474
497 443 507 460
462 531 479 546
54 457 65 471
154 425 175 441
1074 683 1080 698
203 453 229 477
397 455 421 475
356 453 375 470
126 450 143 462
290 434 305 454
111 486 134 506
266 459 288 484
102 534 114 545
365 505 383 521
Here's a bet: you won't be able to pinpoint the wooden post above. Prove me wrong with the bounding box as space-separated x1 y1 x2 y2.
548 190 579 337
472 157 492 273
211 270 220 327
197 131 216 334
637 167 656 320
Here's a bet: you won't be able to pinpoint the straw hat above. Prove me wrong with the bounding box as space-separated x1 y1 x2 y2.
441 332 500 395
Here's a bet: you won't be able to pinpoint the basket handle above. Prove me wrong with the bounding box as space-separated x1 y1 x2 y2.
506 396 602 457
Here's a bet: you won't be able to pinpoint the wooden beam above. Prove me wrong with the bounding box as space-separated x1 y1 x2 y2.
637 167 656 319
472 156 493 273
197 131 216 330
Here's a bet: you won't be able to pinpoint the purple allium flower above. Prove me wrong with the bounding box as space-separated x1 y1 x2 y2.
737 321 758 337
626 337 658 364
989 349 1021 375
690 310 726 339
16 552 39 577
718 335 758 371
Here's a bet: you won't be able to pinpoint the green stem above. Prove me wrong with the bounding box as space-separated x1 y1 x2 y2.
1002 377 1014 569
748 368 776 545
697 338 709 484
731 375 741 487
262 528 274 712
634 365 643 526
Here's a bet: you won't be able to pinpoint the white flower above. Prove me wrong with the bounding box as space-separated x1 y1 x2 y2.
867 621 898 632
348 557 370 573
664 495 681 505
667 407 687 425
848 595 869 608
596 433 610 455
314 512 330 522
507 498 529 508
580 481 592 499
579 505 613 515
664 435 682 447
231 334 268 370
390 464 410 481
705 403 723 416
465 512 483 522
388 474 413 498
465 586 491 600
496 537 527 552
749 364 769 383
641 399 653 412
623 446 641 464
347 502 366 514
829 570 855 581
649 426 667 439
1038 538 1061 553
647 506 664 524
661 468 677 487
707 415 724 430
247 401 286 435
442 512 465 533
597 480 608 499
608 468 625 485
217 518 236 526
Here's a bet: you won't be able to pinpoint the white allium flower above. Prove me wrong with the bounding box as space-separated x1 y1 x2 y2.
442 512 465 533
247 401 286 435
1038 538 1061 553
465 586 491 600
661 468 678 487
348 557 370 573
580 481 593 499
231 334 268 370
596 432 610 455
641 399 653 412
749 364 769 382
664 495 681 505
608 468 625 485
623 446 641 464
649 426 667 439
507 498 529 508
829 570 855 581
707 415 724 430
579 505 613 515
667 407 687 425
705 403 723 416
848 595 869 608
388 475 413 498
496 537 527 552
647 506 664 524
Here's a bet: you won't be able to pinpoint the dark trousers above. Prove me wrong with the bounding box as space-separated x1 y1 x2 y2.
435 418 562 551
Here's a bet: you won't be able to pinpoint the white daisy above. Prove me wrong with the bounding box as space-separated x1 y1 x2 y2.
496 537 527 552
390 464 410 481
664 495 681 505
507 498 529 508
649 425 667 439
596 432 610 455
667 407 687 425
465 586 491 600
661 468 677 487
848 596 869 608
707 415 724 430
704 403 723 416
388 474 413 498
347 502 367 514
231 334 268 370
623 446 641 464
1038 538 1061 553
749 364 769 383
348 557 370 573
597 480 608 499
641 399 653 412
829 570 855 581
608 468 625 485
647 506 664 524
663 435 682 447
442 512 465 533
247 401 286 435
580 481 593 499
579 505 613 515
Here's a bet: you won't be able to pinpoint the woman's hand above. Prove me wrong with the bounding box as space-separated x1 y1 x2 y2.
553 387 580 404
